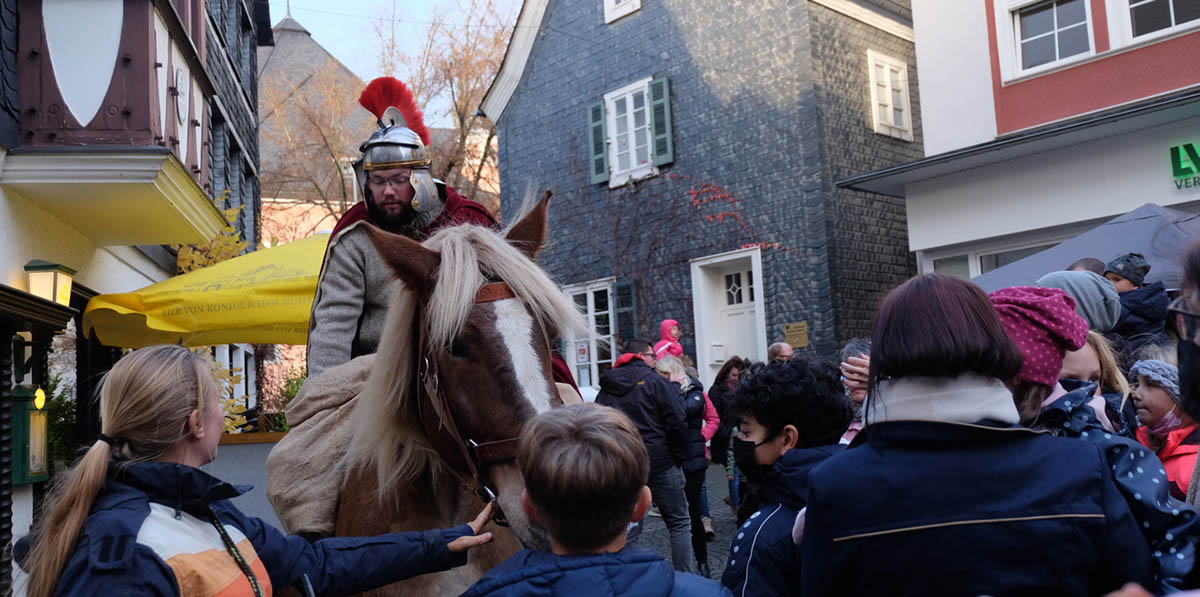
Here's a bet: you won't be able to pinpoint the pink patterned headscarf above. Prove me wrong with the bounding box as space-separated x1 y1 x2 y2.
989 286 1088 387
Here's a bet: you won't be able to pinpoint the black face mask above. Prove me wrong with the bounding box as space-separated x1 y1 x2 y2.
733 436 775 484
1178 340 1200 421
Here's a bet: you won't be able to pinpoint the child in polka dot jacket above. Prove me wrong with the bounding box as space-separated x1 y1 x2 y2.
992 287 1200 593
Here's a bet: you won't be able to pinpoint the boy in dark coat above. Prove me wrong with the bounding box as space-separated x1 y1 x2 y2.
721 358 851 596
462 405 728 596
1105 253 1169 356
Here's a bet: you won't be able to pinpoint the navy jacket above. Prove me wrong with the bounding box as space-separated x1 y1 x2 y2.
1038 383 1200 592
461 544 730 596
681 378 709 473
721 445 841 597
1113 281 1169 355
597 360 689 473
43 461 471 595
802 421 1152 597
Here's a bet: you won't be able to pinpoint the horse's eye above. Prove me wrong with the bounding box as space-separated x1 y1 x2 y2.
449 339 469 358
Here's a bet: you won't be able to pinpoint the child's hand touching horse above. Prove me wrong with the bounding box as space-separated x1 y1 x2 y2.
449 502 496 552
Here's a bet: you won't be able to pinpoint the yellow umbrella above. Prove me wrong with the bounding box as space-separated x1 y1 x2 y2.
83 234 329 348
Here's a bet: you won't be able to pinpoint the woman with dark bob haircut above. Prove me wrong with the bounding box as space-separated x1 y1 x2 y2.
800 274 1152 597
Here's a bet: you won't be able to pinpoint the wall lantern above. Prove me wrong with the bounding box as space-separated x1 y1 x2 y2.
11 384 48 485
24 260 75 307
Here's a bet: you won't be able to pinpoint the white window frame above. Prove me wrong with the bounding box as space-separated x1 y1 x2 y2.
603 77 658 188
604 0 641 24
995 0 1095 82
1108 0 1200 47
866 50 914 142
918 235 1074 278
562 278 617 389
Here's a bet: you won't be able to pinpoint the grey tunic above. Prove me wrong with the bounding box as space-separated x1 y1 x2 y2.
306 225 398 377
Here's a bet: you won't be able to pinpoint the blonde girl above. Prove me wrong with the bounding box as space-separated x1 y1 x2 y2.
23 345 492 597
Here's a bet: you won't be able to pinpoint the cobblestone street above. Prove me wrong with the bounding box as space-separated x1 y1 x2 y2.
635 463 737 581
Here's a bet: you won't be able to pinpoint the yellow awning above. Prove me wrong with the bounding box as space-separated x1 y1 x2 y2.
83 234 329 348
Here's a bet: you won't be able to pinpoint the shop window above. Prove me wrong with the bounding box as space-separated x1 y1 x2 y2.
1014 0 1090 70
1129 0 1200 38
866 51 913 142
932 255 971 279
979 243 1057 274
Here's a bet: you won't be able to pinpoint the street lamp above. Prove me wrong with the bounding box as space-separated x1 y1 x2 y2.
24 260 75 307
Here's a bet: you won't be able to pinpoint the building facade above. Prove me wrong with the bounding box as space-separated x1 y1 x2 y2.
483 0 922 387
845 0 1200 280
0 0 270 587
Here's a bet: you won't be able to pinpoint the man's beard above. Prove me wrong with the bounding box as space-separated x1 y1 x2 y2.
365 191 418 235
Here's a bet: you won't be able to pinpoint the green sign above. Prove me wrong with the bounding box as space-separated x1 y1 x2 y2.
1172 142 1200 189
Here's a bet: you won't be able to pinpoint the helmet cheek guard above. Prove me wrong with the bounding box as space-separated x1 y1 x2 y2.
409 169 438 213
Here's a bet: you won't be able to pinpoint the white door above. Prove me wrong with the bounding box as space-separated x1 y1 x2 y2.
714 267 757 367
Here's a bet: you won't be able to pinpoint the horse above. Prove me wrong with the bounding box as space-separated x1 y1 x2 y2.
332 195 586 595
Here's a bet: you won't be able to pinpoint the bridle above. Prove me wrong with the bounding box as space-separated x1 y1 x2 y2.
414 281 524 526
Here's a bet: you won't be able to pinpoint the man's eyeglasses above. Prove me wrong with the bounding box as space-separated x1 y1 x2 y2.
639 351 655 360
367 176 411 189
1168 294 1200 343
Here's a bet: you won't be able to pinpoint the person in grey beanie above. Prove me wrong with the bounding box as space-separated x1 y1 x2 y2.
1104 253 1169 358
1105 253 1152 293
1132 359 1199 502
1036 271 1122 333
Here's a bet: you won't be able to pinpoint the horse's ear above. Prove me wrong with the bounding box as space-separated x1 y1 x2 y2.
362 224 440 293
505 190 551 260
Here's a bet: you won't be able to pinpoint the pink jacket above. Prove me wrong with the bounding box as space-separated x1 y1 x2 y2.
653 319 684 359
702 393 719 459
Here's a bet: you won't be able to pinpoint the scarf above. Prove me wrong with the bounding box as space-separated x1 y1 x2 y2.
866 373 1020 426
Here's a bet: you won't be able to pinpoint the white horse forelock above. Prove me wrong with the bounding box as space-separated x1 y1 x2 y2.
341 221 585 501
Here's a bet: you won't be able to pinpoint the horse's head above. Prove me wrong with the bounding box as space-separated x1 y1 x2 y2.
347 194 583 549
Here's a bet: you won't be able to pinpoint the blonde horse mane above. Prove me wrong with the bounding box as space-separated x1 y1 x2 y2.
342 221 585 501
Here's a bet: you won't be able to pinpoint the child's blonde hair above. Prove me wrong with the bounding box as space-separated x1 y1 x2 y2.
1088 331 1131 407
25 345 217 597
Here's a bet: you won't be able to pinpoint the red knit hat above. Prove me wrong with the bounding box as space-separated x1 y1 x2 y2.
989 286 1088 387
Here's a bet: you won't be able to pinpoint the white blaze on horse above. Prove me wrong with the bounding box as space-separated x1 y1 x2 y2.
268 195 585 595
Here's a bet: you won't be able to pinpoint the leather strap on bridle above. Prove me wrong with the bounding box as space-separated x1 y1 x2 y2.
415 281 522 518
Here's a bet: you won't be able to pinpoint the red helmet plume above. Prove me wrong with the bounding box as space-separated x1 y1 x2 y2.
358 77 430 146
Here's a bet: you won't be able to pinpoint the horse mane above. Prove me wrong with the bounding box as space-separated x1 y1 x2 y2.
341 221 585 501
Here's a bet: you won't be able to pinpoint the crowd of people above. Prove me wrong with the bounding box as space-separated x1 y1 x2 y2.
573 250 1200 596
15 245 1200 596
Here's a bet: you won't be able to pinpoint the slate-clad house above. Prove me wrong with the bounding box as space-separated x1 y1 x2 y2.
482 0 924 387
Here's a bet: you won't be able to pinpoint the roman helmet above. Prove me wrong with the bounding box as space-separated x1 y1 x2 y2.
354 77 439 215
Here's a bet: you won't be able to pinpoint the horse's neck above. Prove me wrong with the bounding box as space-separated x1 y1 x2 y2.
337 465 478 535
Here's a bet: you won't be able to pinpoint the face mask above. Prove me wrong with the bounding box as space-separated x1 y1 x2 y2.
733 436 775 484
1148 405 1185 438
1179 341 1200 421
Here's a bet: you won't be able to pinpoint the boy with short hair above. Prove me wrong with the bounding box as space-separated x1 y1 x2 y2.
722 358 852 596
462 404 729 596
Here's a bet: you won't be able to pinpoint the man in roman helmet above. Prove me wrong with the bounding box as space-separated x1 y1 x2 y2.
306 77 496 377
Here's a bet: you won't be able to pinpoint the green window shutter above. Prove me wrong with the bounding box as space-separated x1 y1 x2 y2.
587 100 609 184
650 78 674 166
614 281 637 344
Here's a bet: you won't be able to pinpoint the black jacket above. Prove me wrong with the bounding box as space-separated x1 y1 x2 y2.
596 360 689 473
1113 281 1169 356
681 378 708 473
707 381 735 444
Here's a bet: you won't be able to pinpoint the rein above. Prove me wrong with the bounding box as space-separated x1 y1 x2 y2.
415 281 522 525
